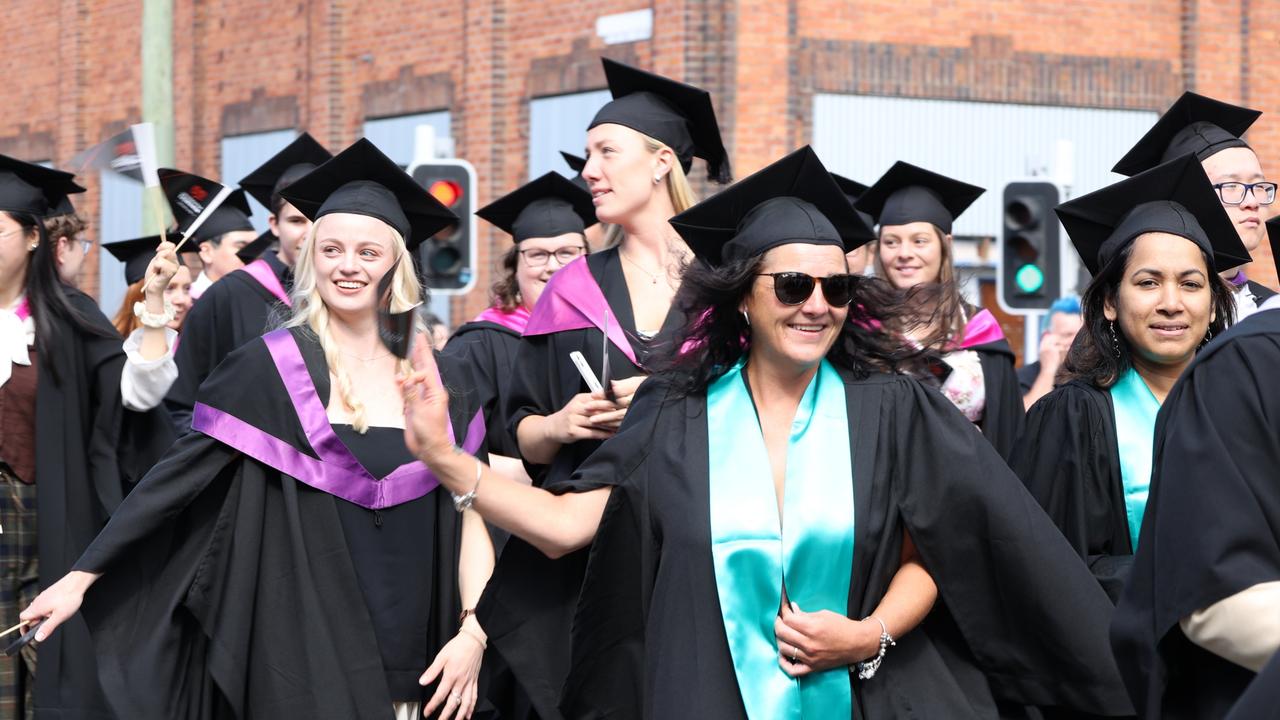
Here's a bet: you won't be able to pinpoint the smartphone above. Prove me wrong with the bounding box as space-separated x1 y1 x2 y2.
5 619 45 657
570 351 604 395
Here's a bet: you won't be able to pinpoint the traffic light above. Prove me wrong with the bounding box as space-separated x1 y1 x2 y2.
998 181 1061 313
410 159 478 295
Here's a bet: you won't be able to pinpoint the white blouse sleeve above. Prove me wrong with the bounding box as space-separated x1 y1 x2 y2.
1180 580 1280 672
120 327 179 411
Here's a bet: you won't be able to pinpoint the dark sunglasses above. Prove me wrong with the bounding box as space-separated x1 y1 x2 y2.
756 272 856 306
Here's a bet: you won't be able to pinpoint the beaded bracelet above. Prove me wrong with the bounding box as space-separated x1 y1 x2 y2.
854 615 895 679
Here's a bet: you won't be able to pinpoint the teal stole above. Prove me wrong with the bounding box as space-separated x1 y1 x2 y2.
1109 368 1160 550
707 360 855 719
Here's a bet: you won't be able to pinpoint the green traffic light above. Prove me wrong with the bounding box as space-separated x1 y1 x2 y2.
1015 264 1045 294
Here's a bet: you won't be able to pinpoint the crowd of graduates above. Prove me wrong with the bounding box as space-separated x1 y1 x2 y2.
0 57 1278 719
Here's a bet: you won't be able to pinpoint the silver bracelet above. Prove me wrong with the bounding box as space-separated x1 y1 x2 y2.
451 455 483 512
133 298 176 329
854 615 895 680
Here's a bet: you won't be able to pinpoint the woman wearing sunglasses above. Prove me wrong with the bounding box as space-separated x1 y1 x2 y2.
444 172 596 485
1010 155 1243 607
484 59 731 719
856 163 1024 459
401 147 1132 719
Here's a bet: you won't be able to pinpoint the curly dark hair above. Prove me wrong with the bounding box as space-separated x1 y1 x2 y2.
1059 241 1235 389
651 255 945 395
489 244 522 312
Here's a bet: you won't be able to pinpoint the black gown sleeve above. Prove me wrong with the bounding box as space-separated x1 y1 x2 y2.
1112 316 1280 719
503 332 562 466
1009 382 1132 601
976 345 1024 461
164 288 225 431
888 379 1134 715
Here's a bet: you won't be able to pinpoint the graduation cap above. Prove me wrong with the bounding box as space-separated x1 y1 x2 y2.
669 145 875 266
235 229 277 264
238 132 333 211
855 161 984 235
160 169 254 242
102 234 182 285
0 155 85 217
1055 154 1251 276
560 151 589 191
1112 92 1262 177
831 173 876 232
46 193 77 218
476 172 597 243
589 59 731 184
279 138 457 251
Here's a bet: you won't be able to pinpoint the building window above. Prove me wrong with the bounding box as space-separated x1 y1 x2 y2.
97 171 143 314
528 90 611 180
363 111 452 167
221 128 298 230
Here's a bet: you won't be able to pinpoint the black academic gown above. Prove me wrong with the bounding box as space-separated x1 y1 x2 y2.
1010 380 1133 602
71 327 480 719
165 253 291 431
1112 309 1280 720
443 320 522 459
971 337 1024 461
556 370 1133 719
1224 650 1280 720
32 288 172 720
485 247 683 720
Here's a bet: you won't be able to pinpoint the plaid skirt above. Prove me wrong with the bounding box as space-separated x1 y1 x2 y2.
0 471 37 720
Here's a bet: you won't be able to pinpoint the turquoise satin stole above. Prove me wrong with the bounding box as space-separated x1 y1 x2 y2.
1109 367 1160 550
707 360 855 719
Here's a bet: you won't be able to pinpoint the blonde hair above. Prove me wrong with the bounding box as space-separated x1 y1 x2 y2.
284 213 421 433
602 134 698 247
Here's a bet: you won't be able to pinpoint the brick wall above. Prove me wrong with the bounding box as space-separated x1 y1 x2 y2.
2 0 1275 305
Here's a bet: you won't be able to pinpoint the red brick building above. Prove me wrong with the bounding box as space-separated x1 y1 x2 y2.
3 0 1277 351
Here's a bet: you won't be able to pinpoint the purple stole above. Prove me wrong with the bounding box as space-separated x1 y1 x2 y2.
191 329 484 510
522 257 639 367
240 259 292 307
472 305 531 334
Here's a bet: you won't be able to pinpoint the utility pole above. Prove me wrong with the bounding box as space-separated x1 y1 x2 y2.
141 0 174 233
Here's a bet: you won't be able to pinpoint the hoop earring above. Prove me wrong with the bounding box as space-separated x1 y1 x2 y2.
1203 327 1214 346
741 310 750 327
1109 321 1121 358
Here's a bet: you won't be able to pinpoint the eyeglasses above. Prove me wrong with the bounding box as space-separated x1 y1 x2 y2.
79 238 92 254
1212 181 1277 206
518 246 586 267
756 272 856 307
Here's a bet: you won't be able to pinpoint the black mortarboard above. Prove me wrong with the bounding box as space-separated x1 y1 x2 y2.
589 59 731 184
476 172 597 243
855 161 985 234
47 194 76 218
279 138 457 251
102 234 181 285
1112 92 1261 177
0 155 85 217
669 146 875 266
236 229 277 264
238 132 333 210
1055 154 1250 276
560 151 589 191
831 173 876 231
160 168 255 242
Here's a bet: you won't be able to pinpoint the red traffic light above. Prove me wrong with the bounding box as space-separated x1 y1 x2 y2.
428 179 463 207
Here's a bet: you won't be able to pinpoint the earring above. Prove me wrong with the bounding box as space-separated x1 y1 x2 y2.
28 242 37 252
741 310 750 327
653 175 662 185
1203 327 1214 346
1109 321 1121 358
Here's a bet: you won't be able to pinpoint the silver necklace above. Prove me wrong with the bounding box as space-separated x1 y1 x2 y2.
620 250 662 285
